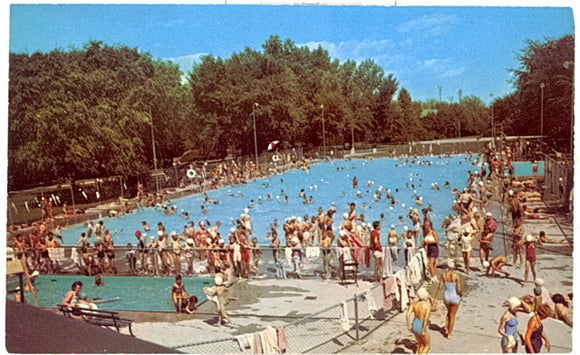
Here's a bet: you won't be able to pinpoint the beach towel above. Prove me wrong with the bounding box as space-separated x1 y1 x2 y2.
382 247 393 278
284 247 293 263
389 246 399 261
340 301 351 331
305 246 320 259
48 248 65 262
346 231 370 267
70 247 80 265
405 247 415 266
235 333 254 351
383 276 397 311
276 326 287 353
408 256 421 285
394 270 409 311
364 289 378 319
253 332 263 354
338 247 353 262
260 326 278 354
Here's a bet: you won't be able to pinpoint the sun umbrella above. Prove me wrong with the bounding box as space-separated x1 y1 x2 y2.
267 140 280 151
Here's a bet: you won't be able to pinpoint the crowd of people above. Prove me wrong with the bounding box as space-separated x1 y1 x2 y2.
11 142 573 353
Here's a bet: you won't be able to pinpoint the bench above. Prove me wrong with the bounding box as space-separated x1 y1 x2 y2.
57 304 135 336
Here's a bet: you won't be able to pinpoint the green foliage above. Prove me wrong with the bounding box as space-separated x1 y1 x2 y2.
12 34 572 190
506 35 574 151
9 41 189 189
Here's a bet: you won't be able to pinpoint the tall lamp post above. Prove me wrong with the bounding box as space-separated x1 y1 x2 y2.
490 93 495 150
540 83 545 149
321 104 326 157
252 103 259 167
563 61 574 154
150 108 160 194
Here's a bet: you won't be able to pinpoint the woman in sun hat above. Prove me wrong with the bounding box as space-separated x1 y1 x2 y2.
498 296 523 353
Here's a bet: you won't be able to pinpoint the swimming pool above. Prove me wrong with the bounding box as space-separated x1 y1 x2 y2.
9 275 211 312
513 161 544 177
59 155 482 246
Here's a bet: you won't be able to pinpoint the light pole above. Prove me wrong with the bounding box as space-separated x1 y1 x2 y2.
150 108 160 194
490 93 495 150
252 103 259 167
540 83 545 149
563 61 574 154
351 123 355 154
321 104 326 157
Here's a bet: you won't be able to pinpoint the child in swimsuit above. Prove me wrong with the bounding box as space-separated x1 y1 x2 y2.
172 275 187 314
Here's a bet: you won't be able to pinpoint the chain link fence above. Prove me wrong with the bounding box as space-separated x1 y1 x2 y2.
170 280 395 354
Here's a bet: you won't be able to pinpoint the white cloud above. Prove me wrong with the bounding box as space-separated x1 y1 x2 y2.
167 53 208 74
416 58 464 78
397 13 459 37
302 39 395 65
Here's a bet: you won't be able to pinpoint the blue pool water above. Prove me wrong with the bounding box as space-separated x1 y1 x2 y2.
59 156 482 246
9 275 212 312
513 161 544 177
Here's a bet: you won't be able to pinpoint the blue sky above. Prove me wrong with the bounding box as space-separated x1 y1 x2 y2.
8 4 575 104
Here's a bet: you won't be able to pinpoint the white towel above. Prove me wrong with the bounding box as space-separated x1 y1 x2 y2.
235 333 254 351
382 247 393 277
48 248 65 262
305 246 320 259
408 256 421 285
364 290 378 319
394 270 409 311
70 247 80 265
340 247 353 262
284 247 293 263
340 301 351 331
260 326 278 354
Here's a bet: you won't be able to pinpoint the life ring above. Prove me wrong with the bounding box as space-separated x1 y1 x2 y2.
272 154 281 162
187 169 197 179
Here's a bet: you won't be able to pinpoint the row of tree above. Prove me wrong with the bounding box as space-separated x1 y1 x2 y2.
8 35 574 190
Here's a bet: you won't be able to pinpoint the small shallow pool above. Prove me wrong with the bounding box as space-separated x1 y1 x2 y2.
9 274 212 312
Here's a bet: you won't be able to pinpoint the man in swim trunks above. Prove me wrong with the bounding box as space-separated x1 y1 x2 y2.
511 219 524 269
479 212 496 269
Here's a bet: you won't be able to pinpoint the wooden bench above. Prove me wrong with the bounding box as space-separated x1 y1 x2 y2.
57 304 135 336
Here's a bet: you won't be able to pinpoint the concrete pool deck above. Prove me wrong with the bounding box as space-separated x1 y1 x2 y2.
7 168 575 354
102 188 574 354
